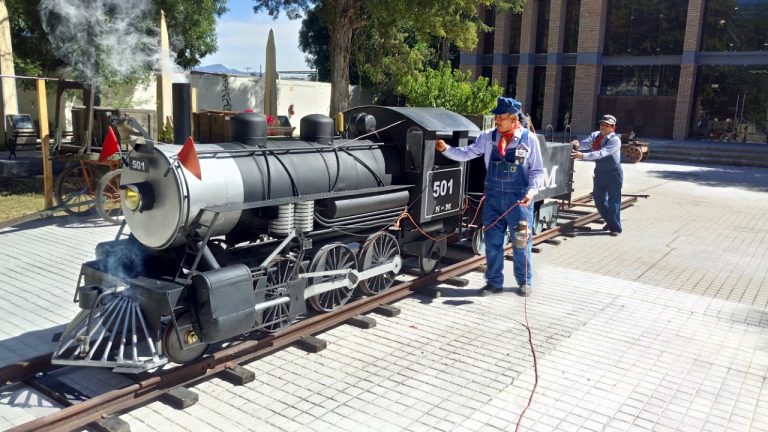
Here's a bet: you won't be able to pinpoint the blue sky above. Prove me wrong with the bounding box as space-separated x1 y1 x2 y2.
200 0 308 72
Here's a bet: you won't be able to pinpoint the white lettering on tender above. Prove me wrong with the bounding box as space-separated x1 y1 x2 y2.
542 165 558 189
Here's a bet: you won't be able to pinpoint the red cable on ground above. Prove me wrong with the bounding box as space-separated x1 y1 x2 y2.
515 205 539 432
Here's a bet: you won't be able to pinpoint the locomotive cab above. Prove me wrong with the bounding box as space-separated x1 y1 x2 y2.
344 107 479 273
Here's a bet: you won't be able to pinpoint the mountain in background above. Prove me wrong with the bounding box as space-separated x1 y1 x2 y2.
192 64 257 76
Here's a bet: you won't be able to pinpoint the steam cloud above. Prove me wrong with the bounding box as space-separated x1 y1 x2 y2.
39 0 159 84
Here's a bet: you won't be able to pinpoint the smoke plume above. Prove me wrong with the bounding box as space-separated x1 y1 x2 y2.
39 0 159 84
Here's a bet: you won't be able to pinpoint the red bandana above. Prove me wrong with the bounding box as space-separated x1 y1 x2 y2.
592 135 603 151
498 126 520 155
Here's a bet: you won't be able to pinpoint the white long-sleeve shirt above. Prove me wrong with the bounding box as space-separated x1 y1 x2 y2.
442 127 544 197
576 131 621 164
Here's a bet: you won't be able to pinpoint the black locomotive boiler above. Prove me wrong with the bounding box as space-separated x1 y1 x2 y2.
51 104 572 373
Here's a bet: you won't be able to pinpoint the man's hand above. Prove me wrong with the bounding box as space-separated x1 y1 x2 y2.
571 150 584 160
519 192 533 207
435 139 447 152
570 139 579 150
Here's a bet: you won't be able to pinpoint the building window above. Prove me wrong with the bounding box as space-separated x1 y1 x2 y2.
603 0 686 56
600 65 680 96
506 66 518 97
691 65 768 142
701 0 768 51
482 66 493 81
563 0 581 53
483 6 496 55
557 67 576 130
530 66 547 130
535 0 550 53
508 12 522 54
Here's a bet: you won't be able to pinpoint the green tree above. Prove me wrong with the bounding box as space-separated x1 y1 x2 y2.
6 0 227 78
400 63 502 115
253 0 524 116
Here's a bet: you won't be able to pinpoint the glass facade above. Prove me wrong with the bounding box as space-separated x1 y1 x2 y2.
563 0 581 53
691 65 768 142
600 65 680 96
557 67 576 130
508 13 522 54
530 66 547 130
701 0 768 51
535 0 550 53
465 1 768 141
506 66 518 98
603 0 686 55
483 7 495 55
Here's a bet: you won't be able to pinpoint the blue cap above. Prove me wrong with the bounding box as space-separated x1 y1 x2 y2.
490 97 522 115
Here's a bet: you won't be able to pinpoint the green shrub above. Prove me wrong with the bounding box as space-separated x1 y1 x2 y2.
400 63 503 115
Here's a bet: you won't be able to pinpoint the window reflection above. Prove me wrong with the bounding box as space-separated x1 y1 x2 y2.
535 0 550 53
506 66 518 97
508 12 522 54
600 65 680 96
557 67 576 130
483 6 496 55
604 0 686 56
691 66 768 142
530 66 547 130
701 0 768 51
563 0 581 53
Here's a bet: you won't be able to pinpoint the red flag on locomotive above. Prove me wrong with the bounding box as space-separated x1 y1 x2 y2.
178 136 201 180
98 127 120 162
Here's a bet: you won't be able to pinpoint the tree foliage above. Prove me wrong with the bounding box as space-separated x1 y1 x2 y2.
6 0 227 79
400 63 502 115
254 0 524 115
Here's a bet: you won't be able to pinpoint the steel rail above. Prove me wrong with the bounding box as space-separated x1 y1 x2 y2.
7 193 645 432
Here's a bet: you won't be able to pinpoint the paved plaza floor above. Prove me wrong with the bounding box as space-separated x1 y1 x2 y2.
1 159 767 431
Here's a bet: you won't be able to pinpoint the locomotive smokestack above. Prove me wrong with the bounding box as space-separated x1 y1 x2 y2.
172 82 192 144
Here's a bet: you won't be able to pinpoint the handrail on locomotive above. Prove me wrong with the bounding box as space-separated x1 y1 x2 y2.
52 91 575 373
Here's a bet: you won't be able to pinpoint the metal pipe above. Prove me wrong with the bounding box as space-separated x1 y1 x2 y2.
172 83 191 145
253 296 291 312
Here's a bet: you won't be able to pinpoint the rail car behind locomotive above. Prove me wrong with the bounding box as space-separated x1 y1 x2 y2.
52 99 572 373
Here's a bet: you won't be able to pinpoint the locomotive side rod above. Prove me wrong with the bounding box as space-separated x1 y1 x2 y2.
6 195 646 432
8 252 495 432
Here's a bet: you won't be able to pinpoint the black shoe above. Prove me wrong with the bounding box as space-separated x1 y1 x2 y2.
609 231 620 237
479 285 502 296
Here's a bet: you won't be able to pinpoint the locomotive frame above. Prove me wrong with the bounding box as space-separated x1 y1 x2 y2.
52 98 573 373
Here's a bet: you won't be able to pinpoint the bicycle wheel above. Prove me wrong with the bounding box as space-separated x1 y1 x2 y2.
95 169 123 224
54 162 102 215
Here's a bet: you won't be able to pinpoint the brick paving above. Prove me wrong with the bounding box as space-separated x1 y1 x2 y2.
1 159 767 431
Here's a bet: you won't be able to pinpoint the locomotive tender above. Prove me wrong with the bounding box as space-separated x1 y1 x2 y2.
52 101 572 373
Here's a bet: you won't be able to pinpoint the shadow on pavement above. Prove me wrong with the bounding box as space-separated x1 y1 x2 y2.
646 162 768 193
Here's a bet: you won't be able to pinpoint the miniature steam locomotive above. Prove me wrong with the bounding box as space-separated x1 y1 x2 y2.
52 101 572 373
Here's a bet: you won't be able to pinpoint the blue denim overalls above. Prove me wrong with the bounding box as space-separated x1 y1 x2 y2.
482 129 534 288
593 143 623 233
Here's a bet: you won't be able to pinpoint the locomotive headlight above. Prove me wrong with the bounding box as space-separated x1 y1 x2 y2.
124 186 141 211
121 182 155 212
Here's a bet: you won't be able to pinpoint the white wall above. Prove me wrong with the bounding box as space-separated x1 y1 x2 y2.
8 73 374 139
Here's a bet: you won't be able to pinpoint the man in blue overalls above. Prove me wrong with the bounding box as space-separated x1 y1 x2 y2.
571 114 623 236
436 97 544 297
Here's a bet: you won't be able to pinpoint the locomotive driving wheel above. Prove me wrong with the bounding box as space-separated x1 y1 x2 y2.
163 312 209 364
307 243 358 312
262 256 303 332
358 232 400 295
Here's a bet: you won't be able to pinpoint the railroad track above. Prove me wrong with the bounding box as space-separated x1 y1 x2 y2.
1 193 644 432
